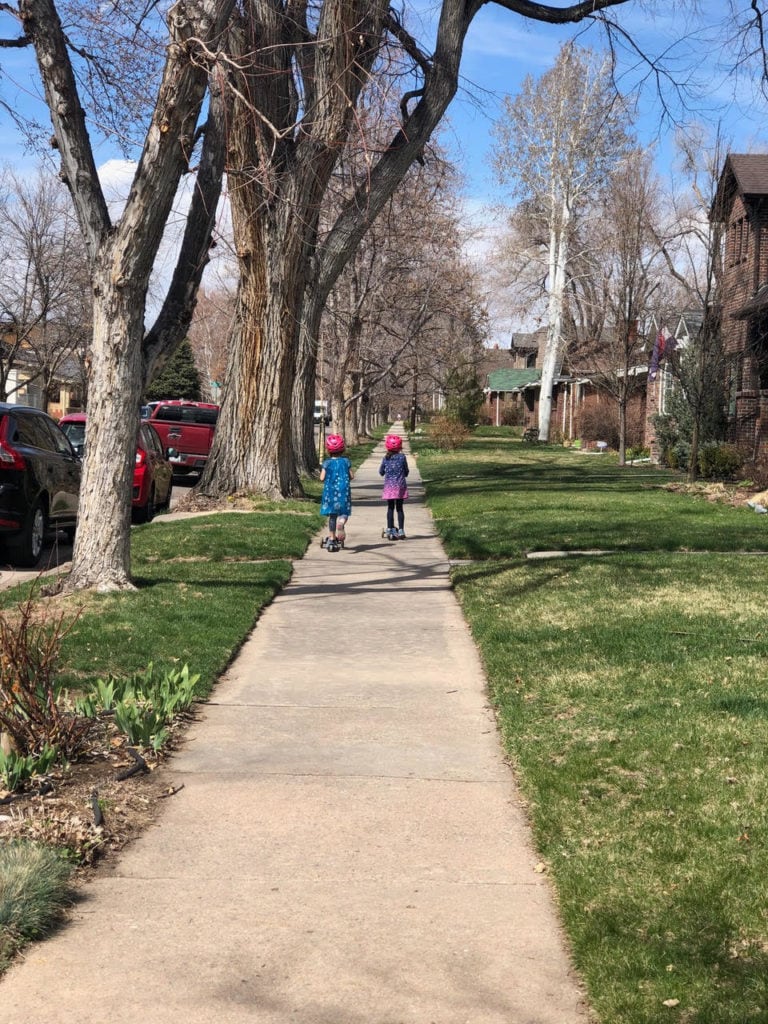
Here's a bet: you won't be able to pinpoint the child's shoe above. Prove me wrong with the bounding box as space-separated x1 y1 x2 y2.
397 529 406 540
327 539 341 552
386 528 397 541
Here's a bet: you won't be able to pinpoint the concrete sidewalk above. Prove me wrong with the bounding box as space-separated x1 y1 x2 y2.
1 433 590 1024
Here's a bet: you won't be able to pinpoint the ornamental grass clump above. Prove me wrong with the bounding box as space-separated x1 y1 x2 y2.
0 841 71 968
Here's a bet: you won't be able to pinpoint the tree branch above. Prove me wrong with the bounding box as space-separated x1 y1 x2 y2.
20 0 111 260
490 0 631 22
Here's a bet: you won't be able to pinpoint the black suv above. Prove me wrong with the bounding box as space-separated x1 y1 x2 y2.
0 405 81 567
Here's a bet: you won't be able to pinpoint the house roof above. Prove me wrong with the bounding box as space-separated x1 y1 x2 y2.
713 153 768 220
509 331 544 351
486 368 541 391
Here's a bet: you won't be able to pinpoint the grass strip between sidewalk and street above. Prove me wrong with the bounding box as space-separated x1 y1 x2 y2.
416 429 768 1024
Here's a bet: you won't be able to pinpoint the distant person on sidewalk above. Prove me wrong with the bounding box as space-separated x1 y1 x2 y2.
380 434 409 540
320 434 354 551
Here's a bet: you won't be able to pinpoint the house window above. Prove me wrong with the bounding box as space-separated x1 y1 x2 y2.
730 216 749 265
749 315 768 389
728 355 741 417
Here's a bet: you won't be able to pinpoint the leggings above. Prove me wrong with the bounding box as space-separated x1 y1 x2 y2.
328 514 348 533
386 499 404 530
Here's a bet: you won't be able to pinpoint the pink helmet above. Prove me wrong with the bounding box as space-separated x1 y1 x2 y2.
325 434 346 454
385 434 402 452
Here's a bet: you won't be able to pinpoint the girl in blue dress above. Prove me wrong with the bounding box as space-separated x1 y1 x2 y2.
320 434 354 551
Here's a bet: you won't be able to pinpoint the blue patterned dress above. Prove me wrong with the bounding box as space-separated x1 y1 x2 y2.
320 456 352 516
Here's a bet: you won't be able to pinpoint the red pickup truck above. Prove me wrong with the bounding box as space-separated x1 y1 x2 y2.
144 400 219 478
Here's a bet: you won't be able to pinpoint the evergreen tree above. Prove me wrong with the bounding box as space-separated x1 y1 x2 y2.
444 368 484 428
144 340 203 401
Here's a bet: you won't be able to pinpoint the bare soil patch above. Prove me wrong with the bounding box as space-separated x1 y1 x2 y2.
0 715 189 878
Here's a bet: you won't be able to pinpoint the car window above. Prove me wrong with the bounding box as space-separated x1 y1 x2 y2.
155 405 218 425
155 406 183 422
61 421 86 449
15 412 57 452
43 417 78 456
140 424 161 456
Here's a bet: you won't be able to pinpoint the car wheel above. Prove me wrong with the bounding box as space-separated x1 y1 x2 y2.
133 487 156 524
7 500 46 567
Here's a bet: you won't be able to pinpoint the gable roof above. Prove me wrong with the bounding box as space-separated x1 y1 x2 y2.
713 153 768 220
486 368 541 391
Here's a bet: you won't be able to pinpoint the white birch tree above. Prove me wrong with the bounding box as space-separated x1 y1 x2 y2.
491 42 633 440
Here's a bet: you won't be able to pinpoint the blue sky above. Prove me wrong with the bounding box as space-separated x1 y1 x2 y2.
2 1 767 197
438 1 768 209
3 0 768 341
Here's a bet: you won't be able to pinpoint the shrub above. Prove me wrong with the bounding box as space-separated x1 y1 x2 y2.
666 441 691 472
578 402 619 449
444 369 484 428
501 404 524 427
0 593 91 761
698 442 745 481
625 446 650 462
428 415 470 451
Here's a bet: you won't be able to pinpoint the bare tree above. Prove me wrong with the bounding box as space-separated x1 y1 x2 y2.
491 42 633 441
656 126 729 481
6 0 235 590
200 2 637 500
574 149 666 463
187 286 236 402
316 143 484 446
0 170 89 404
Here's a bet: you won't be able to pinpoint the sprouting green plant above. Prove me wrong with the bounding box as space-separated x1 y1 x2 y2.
0 745 57 792
74 675 134 718
113 702 168 750
95 663 198 751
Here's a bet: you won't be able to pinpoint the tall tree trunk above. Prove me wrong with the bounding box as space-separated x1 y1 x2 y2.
23 0 233 591
200 208 303 498
618 393 627 466
292 300 323 478
67 277 144 589
539 218 569 442
688 413 701 483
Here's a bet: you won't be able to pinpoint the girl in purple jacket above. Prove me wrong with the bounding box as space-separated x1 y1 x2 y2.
379 434 409 540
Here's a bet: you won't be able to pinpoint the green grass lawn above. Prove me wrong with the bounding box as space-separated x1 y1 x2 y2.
416 434 768 1024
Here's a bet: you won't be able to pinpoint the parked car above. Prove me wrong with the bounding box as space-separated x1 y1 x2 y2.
143 400 219 479
59 414 174 523
0 404 81 567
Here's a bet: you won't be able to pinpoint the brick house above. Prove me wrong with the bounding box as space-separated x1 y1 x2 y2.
481 328 650 446
712 153 768 458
